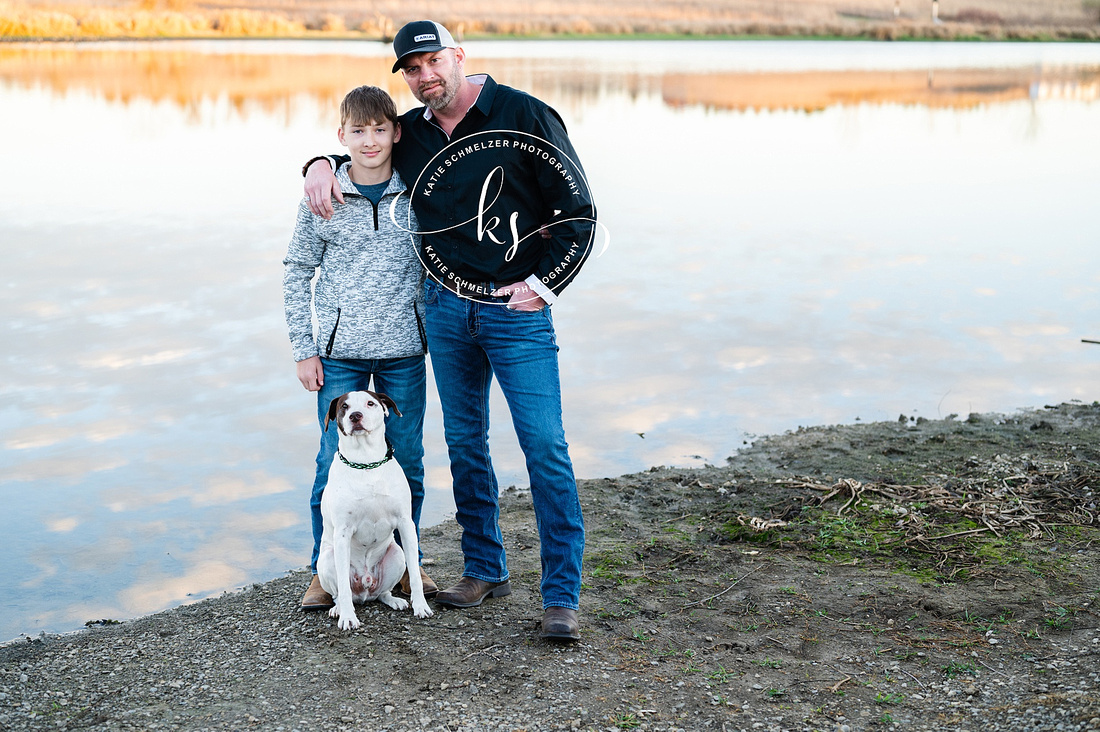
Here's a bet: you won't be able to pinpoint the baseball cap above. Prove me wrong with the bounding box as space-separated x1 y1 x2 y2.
391 20 458 73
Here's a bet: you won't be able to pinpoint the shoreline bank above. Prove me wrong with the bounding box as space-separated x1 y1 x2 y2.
2 403 1098 731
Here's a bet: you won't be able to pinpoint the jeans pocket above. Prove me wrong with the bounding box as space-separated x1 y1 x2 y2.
423 279 439 305
503 303 552 321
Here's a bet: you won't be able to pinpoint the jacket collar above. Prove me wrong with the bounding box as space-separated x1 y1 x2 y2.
467 74 497 118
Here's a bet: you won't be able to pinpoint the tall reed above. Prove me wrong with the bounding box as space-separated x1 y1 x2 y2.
1 0 1096 40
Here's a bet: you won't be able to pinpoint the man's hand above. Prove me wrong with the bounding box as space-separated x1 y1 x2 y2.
296 356 325 392
305 160 342 219
491 282 546 312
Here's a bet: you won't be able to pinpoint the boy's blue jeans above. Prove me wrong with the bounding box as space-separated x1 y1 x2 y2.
423 279 584 610
309 355 426 573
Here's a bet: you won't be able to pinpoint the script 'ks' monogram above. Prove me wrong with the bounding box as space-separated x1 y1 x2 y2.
476 166 522 262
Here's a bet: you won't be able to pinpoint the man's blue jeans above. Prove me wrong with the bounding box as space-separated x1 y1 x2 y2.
309 355 426 572
423 279 584 610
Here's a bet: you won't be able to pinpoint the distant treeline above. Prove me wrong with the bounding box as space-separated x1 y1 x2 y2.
2 0 1098 41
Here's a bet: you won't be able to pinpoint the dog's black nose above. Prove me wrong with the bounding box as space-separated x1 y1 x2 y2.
349 411 363 423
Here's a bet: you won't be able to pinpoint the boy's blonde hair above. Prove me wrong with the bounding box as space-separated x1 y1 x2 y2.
340 85 398 128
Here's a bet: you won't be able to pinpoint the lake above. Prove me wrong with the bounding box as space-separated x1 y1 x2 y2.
1 38 1099 643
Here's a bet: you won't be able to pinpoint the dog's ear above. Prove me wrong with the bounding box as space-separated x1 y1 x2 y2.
371 391 402 418
324 393 347 433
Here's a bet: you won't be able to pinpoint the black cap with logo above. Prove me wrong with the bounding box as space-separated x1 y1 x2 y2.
391 20 458 73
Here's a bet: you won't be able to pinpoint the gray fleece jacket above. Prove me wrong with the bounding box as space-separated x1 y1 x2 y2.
283 165 425 362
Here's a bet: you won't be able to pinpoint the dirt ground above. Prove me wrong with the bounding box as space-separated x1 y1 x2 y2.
2 403 1099 731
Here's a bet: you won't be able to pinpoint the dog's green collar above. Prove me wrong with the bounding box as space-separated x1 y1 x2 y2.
337 441 394 470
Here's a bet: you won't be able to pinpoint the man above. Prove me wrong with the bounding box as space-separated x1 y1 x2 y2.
304 20 598 641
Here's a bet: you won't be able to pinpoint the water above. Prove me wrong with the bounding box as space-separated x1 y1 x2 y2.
2 39 1099 643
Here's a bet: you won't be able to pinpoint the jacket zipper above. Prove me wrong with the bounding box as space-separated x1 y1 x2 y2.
325 307 341 356
414 306 428 354
341 190 382 231
324 184 404 356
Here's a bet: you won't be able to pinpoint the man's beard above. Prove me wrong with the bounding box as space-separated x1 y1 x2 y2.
416 64 463 111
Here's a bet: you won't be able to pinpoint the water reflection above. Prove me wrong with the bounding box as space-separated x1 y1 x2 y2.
3 40 1098 115
663 67 1100 111
2 39 1099 643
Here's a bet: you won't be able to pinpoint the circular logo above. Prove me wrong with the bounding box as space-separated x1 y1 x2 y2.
388 129 607 306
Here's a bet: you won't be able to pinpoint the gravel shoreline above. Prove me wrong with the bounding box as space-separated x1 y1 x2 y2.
3 405 1099 731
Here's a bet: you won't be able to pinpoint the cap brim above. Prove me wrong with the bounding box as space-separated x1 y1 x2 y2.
392 45 446 73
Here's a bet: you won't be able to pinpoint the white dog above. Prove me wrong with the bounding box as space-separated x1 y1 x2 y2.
316 390 433 630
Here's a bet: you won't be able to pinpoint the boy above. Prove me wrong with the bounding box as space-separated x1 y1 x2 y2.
283 85 435 610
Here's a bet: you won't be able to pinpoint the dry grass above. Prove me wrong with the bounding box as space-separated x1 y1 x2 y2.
1 0 1097 40
0 1 306 37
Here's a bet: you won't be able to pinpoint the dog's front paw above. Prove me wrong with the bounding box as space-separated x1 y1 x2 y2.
412 600 434 619
379 592 409 612
336 612 361 631
330 603 360 630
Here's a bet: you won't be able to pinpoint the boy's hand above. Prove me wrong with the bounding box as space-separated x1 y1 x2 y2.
305 160 342 220
296 356 324 392
491 282 546 312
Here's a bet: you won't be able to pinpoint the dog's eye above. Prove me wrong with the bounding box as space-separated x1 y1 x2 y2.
367 401 376 407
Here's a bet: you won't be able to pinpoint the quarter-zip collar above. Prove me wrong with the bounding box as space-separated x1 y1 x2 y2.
333 164 410 231
334 163 409 199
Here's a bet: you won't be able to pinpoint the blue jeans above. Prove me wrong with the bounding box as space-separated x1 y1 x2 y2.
423 279 584 610
309 355 426 572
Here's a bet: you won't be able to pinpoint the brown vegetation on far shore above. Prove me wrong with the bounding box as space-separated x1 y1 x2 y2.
2 0 1098 41
3 43 1097 120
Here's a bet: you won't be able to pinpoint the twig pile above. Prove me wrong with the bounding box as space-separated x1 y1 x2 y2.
767 455 1098 579
790 454 1097 539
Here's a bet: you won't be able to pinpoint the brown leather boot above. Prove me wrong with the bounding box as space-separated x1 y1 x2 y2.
434 577 512 608
540 607 580 641
397 567 438 599
300 574 334 611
